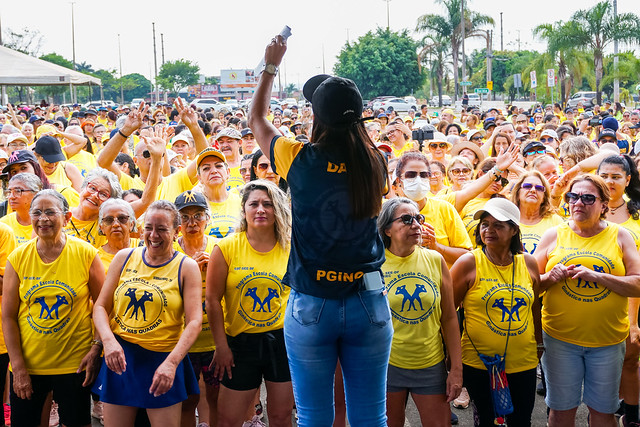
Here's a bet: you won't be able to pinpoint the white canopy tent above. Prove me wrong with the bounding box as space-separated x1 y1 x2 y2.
0 45 101 103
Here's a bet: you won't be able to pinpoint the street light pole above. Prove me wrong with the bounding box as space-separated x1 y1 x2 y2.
118 34 124 104
613 0 619 102
500 12 503 51
152 23 159 104
70 2 77 103
383 0 391 30
461 0 466 98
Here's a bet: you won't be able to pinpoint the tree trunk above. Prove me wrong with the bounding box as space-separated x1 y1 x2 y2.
558 56 567 107
451 40 459 102
595 52 604 105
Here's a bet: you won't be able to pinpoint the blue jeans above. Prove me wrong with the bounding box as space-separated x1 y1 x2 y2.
284 288 393 426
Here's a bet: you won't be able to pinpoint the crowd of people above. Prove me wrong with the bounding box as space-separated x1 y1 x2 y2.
0 34 640 427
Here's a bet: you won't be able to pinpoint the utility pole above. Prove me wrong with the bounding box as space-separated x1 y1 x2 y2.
486 30 492 101
118 34 124 104
500 12 503 51
152 23 159 104
460 0 466 98
517 30 521 51
613 0 619 102
383 0 391 30
70 2 77 103
161 33 165 65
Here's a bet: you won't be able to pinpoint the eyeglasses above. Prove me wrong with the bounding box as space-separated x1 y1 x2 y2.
8 142 28 149
180 212 207 223
516 120 527 124
429 143 448 150
4 188 35 197
565 192 599 205
29 209 63 218
102 215 130 225
521 183 545 192
156 118 166 123
525 149 546 156
85 183 111 201
471 136 483 141
257 163 270 171
392 213 425 226
450 168 471 176
404 171 431 179
494 175 509 187
239 167 248 175
540 137 555 143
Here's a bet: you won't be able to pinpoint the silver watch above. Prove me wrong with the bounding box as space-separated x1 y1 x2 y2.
264 63 279 76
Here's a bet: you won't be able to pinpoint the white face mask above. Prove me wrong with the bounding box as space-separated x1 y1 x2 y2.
402 177 430 201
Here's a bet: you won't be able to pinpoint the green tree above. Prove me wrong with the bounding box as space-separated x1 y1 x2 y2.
415 0 493 101
121 73 153 101
543 1 640 104
284 83 297 97
334 28 424 100
204 76 219 85
157 59 200 97
38 53 75 100
417 34 450 106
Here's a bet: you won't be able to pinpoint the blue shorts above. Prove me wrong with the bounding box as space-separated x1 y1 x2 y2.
92 336 199 408
542 331 625 414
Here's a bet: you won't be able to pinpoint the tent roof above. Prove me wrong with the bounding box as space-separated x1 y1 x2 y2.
0 45 101 86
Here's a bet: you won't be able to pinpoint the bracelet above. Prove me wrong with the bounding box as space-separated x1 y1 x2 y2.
537 343 545 350
91 339 103 347
118 129 130 139
493 166 503 174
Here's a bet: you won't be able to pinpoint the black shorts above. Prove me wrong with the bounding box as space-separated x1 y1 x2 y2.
221 328 291 391
188 351 219 387
10 372 91 427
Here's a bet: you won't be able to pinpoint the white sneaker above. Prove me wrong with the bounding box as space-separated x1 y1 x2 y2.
453 387 470 409
242 415 267 427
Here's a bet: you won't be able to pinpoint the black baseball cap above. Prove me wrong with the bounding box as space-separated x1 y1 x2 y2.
2 149 37 174
240 128 254 137
522 140 545 155
303 74 363 127
34 135 66 163
175 190 208 211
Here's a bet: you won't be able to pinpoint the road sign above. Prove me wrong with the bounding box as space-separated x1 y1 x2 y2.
513 74 522 88
530 71 537 89
487 81 493 90
547 69 555 87
460 81 472 86
475 88 489 94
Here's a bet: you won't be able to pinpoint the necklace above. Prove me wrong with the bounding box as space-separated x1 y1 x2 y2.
610 200 626 215
483 247 513 267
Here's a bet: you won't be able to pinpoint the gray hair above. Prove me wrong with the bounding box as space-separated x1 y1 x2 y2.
147 200 180 230
9 173 43 192
31 189 69 213
82 167 122 199
98 198 137 232
377 197 419 248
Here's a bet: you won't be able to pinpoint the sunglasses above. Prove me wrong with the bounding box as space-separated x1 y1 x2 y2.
565 192 599 205
257 163 270 171
142 150 151 158
521 183 545 192
404 171 431 179
494 175 509 187
392 213 425 226
429 142 448 150
102 215 130 225
540 137 555 143
450 168 471 176
525 149 546 156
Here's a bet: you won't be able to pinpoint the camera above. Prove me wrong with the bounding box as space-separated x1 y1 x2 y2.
589 116 602 127
412 125 435 151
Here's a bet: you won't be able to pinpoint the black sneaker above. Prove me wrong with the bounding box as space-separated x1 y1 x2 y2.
536 381 546 396
451 411 459 425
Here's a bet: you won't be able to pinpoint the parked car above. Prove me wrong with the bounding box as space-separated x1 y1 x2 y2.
466 93 481 107
130 98 144 108
372 97 415 113
83 100 116 109
567 91 598 109
191 98 225 112
429 95 452 107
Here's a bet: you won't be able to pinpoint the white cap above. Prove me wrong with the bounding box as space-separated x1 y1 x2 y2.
473 198 521 224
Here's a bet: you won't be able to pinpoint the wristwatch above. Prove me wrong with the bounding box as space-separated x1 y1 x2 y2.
264 63 279 76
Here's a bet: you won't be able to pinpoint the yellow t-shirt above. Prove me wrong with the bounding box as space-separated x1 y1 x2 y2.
620 217 640 250
420 197 472 259
391 141 413 159
205 191 241 239
57 186 80 209
65 216 106 248
0 212 34 246
96 239 140 273
110 247 187 352
227 166 245 192
8 236 97 374
460 197 491 247
519 215 564 254
461 249 538 373
174 236 218 352
119 173 146 192
543 222 627 347
382 247 445 369
217 232 290 337
157 167 195 203
0 223 18 354
435 187 456 208
46 162 74 188
65 150 97 179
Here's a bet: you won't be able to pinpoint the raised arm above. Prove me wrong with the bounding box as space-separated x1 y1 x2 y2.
248 35 288 159
130 133 163 218
97 102 149 177
174 98 208 183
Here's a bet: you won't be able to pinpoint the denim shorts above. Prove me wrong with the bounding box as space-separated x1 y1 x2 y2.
387 360 447 395
542 331 625 413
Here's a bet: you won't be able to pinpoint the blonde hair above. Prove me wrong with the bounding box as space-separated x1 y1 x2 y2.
237 180 291 249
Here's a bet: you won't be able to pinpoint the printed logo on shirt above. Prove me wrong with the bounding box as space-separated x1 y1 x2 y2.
24 280 76 335
113 277 168 334
237 272 286 328
385 272 439 325
556 250 615 302
521 233 539 254
206 217 236 239
481 283 533 336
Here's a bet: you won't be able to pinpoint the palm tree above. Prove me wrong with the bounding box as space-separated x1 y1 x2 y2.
545 1 640 104
417 34 450 107
415 0 493 101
